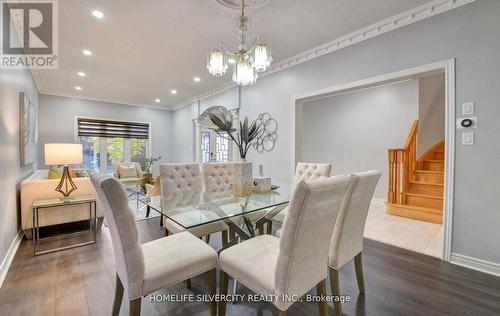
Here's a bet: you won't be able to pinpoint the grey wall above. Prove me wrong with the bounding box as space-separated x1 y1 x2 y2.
417 73 445 158
301 79 419 198
0 69 39 268
171 1 500 265
38 95 173 174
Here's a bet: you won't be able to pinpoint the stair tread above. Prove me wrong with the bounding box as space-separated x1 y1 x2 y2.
409 180 444 186
425 159 444 163
387 203 442 214
414 170 444 174
407 192 443 200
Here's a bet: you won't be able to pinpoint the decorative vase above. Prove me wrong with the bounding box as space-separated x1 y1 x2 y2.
233 161 253 197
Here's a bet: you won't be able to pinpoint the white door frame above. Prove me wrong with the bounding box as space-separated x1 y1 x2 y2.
291 59 456 262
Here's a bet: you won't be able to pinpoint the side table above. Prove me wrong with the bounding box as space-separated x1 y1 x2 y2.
32 195 97 256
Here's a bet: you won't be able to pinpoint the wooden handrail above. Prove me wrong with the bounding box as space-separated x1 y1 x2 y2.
387 120 418 204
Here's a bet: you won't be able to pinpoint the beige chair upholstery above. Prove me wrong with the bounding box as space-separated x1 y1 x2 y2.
159 163 228 238
145 176 161 198
272 162 332 223
91 174 217 316
293 162 332 183
202 162 235 193
328 170 381 316
112 162 144 186
219 175 350 314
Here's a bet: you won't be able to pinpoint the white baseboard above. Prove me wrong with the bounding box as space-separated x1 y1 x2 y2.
450 253 500 277
0 230 23 288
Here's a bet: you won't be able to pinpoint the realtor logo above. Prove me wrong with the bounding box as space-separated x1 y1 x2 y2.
1 0 58 69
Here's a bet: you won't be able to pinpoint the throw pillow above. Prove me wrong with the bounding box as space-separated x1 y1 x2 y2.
119 165 138 179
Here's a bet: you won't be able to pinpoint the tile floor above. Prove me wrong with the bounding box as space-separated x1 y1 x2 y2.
364 199 443 258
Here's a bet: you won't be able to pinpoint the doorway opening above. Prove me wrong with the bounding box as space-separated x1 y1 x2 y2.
292 60 455 261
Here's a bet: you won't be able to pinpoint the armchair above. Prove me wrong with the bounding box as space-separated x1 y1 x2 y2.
112 162 144 187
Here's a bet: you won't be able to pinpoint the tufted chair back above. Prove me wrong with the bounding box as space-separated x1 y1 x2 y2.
202 163 235 192
159 163 202 207
329 170 381 269
90 174 145 300
293 162 332 184
274 175 350 311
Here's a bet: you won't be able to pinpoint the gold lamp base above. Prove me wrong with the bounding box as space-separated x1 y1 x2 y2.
56 165 78 199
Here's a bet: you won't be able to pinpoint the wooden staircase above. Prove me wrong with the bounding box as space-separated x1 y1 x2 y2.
386 120 444 224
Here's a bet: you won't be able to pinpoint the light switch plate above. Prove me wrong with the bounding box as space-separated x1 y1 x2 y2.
462 102 474 115
462 132 474 146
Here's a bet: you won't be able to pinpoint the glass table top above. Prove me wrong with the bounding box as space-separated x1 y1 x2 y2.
33 195 96 208
139 184 291 229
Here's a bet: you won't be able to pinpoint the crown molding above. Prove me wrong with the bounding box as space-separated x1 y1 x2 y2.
170 0 476 111
40 91 171 111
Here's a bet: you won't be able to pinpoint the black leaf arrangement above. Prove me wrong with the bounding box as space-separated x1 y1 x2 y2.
208 112 262 160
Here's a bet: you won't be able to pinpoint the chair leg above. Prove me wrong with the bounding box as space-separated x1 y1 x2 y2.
186 278 192 290
229 228 235 241
276 310 288 316
112 273 124 316
316 279 328 316
258 225 265 235
219 271 229 316
221 230 229 247
208 269 217 316
354 252 365 294
129 298 141 316
205 234 211 244
164 228 169 236
267 220 273 235
329 267 342 316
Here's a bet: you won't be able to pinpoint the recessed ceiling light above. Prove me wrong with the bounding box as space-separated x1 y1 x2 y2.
228 58 236 64
170 89 177 95
75 86 82 91
154 98 161 103
92 10 104 19
193 76 201 82
77 72 86 77
82 49 92 56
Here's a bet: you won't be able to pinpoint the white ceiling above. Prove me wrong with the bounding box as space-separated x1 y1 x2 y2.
36 0 431 110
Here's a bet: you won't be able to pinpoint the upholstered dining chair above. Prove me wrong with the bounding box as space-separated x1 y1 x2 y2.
219 174 351 316
202 162 268 238
328 170 381 316
159 163 230 245
90 174 218 316
271 162 332 226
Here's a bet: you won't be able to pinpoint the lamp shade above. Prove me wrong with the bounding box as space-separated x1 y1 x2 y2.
44 143 83 165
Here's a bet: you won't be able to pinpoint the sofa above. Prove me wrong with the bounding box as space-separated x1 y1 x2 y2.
20 170 104 239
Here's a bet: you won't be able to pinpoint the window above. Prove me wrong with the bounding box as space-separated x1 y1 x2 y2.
200 129 232 162
106 137 124 174
216 133 230 162
131 138 147 162
78 118 150 174
81 136 100 173
201 132 211 162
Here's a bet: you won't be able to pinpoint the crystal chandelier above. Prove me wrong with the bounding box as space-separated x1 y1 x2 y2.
207 0 272 86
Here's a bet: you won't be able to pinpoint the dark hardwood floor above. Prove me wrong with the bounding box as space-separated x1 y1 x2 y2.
1 218 499 316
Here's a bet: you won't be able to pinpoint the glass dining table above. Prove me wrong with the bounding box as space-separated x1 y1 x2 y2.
138 184 291 248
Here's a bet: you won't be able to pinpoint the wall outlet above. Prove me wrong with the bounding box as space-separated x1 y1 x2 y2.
462 102 475 115
462 132 474 146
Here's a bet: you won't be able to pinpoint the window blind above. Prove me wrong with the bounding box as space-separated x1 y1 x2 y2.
77 118 149 139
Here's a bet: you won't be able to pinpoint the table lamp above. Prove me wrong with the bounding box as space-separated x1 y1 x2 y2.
44 143 83 200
